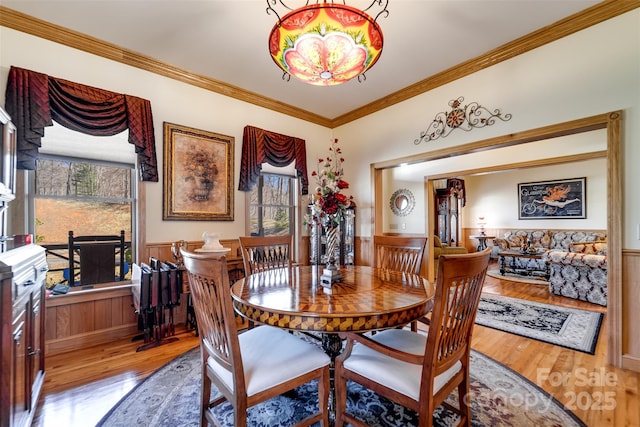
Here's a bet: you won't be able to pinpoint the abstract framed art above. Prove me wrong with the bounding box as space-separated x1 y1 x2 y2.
163 122 234 220
518 177 586 219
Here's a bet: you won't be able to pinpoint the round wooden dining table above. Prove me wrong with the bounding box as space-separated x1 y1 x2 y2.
230 264 435 358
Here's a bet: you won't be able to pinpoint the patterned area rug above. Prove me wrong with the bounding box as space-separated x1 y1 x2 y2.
486 269 548 285
476 293 603 354
97 342 586 426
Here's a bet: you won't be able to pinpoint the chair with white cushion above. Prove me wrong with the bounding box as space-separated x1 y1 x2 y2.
181 249 331 427
334 248 491 427
373 235 427 331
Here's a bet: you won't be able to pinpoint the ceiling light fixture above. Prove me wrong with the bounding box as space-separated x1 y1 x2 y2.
267 1 388 86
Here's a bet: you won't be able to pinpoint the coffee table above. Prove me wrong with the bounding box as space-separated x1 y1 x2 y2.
497 249 550 280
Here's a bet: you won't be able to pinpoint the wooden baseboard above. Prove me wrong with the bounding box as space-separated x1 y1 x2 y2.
46 324 139 355
622 354 640 372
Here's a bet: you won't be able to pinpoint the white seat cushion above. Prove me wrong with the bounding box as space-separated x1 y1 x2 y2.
343 329 462 401
208 326 330 396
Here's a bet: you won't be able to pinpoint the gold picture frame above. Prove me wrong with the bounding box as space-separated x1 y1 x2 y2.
163 122 234 220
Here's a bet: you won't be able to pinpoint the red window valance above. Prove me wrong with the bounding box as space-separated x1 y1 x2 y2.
4 66 158 182
238 125 309 195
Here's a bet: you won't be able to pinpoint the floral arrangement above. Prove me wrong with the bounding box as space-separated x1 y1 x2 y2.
309 138 355 226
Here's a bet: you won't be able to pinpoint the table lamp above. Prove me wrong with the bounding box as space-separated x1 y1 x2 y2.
478 217 487 236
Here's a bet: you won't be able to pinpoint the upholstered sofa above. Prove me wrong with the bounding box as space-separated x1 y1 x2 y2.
546 242 607 306
493 230 607 306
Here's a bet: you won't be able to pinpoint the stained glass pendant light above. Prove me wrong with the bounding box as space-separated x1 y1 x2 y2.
268 1 387 86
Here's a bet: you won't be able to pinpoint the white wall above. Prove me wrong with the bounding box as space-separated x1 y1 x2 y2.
0 27 332 244
382 168 425 234
380 154 606 236
0 10 638 249
335 10 639 249
464 158 607 231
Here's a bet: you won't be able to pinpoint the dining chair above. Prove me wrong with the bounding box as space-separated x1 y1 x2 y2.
239 235 293 275
239 235 294 329
180 249 331 427
373 235 427 276
373 235 428 331
334 248 491 427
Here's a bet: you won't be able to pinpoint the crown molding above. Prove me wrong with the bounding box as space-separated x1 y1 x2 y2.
0 6 332 128
330 1 639 127
1 2 637 129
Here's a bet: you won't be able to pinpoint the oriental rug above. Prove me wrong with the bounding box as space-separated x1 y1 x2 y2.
476 293 603 354
97 345 585 427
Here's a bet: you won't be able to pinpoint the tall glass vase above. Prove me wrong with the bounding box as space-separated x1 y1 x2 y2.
324 223 340 271
321 217 343 288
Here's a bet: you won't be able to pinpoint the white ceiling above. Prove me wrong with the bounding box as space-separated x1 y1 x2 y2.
3 0 601 121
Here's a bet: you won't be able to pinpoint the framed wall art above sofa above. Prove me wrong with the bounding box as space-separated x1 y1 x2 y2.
518 177 586 220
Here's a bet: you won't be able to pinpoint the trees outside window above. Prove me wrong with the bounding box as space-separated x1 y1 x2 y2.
34 155 135 285
248 173 296 238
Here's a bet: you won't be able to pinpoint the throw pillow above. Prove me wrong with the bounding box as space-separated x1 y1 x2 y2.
434 235 442 248
506 234 524 248
570 241 608 255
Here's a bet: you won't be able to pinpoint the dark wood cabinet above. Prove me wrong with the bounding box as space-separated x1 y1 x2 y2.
0 107 47 427
435 179 465 247
1 245 48 427
0 108 17 253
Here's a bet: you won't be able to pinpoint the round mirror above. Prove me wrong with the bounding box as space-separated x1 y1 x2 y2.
395 195 408 211
390 189 415 216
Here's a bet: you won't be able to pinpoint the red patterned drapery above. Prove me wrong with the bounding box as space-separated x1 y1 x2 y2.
4 66 158 182
238 125 309 194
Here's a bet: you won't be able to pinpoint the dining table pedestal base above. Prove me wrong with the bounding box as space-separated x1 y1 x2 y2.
321 333 344 427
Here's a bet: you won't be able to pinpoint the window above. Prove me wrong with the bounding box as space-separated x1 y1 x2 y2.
27 122 137 286
248 172 296 238
34 155 135 285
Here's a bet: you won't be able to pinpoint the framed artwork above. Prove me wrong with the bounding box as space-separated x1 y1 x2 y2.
518 177 586 220
163 122 234 220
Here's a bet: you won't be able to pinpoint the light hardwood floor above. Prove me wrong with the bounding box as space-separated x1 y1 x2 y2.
32 261 639 427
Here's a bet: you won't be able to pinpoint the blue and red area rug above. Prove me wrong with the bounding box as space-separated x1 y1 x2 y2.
98 342 586 427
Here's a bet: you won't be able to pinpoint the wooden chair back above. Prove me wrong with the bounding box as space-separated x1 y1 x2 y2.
181 248 331 426
334 249 491 427
420 248 491 409
239 235 293 275
180 250 246 399
373 235 427 275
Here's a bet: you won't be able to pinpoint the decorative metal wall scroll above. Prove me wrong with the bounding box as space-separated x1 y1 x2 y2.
414 96 512 145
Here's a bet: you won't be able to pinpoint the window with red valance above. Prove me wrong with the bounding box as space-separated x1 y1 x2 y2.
4 66 158 182
238 125 309 195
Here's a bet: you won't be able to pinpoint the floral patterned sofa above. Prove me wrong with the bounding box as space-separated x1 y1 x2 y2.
493 230 607 306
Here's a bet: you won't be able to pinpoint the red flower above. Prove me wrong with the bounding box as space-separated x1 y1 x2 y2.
337 180 349 189
307 138 354 227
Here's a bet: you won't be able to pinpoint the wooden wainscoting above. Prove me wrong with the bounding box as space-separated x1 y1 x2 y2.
622 249 640 371
143 239 245 284
45 236 370 356
45 284 139 355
